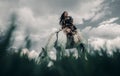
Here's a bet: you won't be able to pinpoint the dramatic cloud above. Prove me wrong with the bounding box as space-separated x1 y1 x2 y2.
0 0 108 24
88 37 120 55
82 17 120 38
9 7 60 52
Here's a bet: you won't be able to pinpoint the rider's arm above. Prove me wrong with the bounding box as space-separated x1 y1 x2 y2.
69 16 73 25
60 20 65 26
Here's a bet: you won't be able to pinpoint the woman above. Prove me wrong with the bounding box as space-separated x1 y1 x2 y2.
59 11 77 32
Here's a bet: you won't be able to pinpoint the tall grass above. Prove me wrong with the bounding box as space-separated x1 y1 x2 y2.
0 48 120 76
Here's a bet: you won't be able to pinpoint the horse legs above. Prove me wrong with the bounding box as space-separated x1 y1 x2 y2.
55 47 61 60
55 46 65 61
76 45 82 58
76 43 87 59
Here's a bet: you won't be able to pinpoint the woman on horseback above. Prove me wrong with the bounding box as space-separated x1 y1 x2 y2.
59 11 77 32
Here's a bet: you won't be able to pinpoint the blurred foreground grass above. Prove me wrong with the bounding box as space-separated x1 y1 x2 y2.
0 49 120 76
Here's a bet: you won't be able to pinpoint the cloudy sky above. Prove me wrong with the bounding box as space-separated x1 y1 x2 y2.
0 0 120 52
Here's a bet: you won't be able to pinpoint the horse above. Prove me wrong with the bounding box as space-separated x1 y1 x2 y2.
43 28 87 60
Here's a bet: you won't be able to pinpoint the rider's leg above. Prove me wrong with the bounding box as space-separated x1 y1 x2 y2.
72 26 77 31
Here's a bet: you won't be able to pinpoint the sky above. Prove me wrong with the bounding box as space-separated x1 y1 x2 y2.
0 0 120 53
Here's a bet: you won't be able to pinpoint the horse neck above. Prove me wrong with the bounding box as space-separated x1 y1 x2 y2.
45 30 66 50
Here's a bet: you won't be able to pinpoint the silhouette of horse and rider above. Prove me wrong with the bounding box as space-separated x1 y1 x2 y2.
42 11 87 60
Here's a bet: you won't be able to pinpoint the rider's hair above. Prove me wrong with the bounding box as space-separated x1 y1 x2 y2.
59 11 67 25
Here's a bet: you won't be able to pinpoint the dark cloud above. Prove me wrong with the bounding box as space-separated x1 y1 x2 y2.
106 0 120 23
77 0 120 29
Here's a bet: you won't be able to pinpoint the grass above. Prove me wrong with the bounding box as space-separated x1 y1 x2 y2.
0 48 120 76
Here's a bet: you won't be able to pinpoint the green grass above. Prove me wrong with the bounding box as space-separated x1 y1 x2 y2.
0 49 120 76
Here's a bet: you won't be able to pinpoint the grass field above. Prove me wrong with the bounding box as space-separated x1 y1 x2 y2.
0 48 120 76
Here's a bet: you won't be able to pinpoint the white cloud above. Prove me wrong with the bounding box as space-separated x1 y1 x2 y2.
28 50 39 59
100 17 119 24
9 7 60 52
91 2 110 22
91 11 105 22
82 17 120 38
63 0 110 25
20 48 40 62
75 0 105 20
20 48 29 56
88 37 106 51
0 0 110 25
88 37 120 55
83 17 120 55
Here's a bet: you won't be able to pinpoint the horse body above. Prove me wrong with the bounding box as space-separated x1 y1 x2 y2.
45 28 87 60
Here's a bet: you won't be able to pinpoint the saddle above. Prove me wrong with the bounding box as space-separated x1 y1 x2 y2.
63 27 77 36
58 27 81 44
63 27 80 47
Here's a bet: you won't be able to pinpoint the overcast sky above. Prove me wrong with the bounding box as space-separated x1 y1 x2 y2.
0 0 120 51
0 0 120 28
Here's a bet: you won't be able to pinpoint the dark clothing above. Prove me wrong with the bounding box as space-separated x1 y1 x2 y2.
60 16 77 31
60 16 73 26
